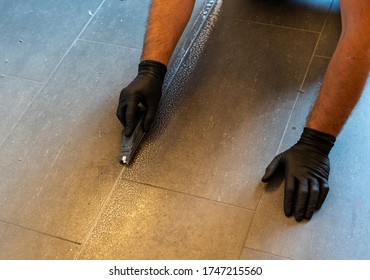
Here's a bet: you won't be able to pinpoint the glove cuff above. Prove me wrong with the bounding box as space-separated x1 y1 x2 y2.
138 60 167 82
298 127 336 155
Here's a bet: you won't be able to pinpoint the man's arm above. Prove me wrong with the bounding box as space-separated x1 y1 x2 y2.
142 0 196 65
263 0 370 221
307 0 370 136
117 0 196 135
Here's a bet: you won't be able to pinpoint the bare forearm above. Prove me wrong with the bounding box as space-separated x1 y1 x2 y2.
307 0 370 137
141 0 196 66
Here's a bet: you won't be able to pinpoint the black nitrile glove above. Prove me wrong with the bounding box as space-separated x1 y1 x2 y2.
262 127 336 221
116 60 167 136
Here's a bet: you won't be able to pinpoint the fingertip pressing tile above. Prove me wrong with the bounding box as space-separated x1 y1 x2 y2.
77 180 254 260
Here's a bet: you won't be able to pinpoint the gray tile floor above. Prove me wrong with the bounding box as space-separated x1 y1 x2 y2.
1 0 369 260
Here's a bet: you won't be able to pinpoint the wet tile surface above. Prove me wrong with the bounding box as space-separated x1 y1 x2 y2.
0 0 103 81
121 18 319 209
221 0 333 31
0 221 79 260
78 180 253 260
0 75 42 146
0 40 140 242
245 57 370 259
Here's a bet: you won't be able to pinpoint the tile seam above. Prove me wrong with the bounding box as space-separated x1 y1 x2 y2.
77 38 142 51
314 54 331 59
0 219 81 246
0 0 107 151
121 178 256 212
233 18 321 34
238 4 333 258
74 166 126 259
239 246 292 260
0 73 45 84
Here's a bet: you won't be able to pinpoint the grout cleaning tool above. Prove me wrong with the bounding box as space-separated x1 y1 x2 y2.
119 107 146 164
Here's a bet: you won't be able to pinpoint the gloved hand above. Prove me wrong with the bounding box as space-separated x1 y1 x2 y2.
262 127 336 221
116 60 167 136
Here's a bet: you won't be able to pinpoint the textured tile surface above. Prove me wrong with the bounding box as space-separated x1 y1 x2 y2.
0 221 79 260
0 0 103 81
81 0 151 49
222 0 332 31
0 40 140 242
78 180 254 260
2 0 364 261
245 57 370 259
0 75 42 146
121 18 319 209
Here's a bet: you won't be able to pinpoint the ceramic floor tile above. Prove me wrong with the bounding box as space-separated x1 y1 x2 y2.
221 0 332 32
0 75 42 146
0 40 141 242
77 180 253 260
169 0 208 67
239 248 287 260
315 0 341 57
277 56 331 151
0 221 79 259
81 0 208 64
245 57 370 259
0 0 103 81
121 18 319 209
80 0 151 49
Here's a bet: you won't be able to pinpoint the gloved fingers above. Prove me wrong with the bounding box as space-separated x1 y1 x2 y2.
261 155 282 182
316 181 329 210
143 103 158 132
124 95 141 136
284 175 295 217
305 178 320 220
116 102 127 127
294 178 309 222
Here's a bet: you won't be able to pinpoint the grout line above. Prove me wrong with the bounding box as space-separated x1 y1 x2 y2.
0 0 107 152
0 219 81 245
237 214 255 259
314 54 332 59
275 8 331 155
121 178 256 212
77 38 142 51
0 73 45 84
74 166 126 259
238 7 333 258
238 246 292 260
234 18 321 34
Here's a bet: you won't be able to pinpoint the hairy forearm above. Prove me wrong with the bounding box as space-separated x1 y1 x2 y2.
307 0 370 137
307 35 370 136
141 0 196 66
